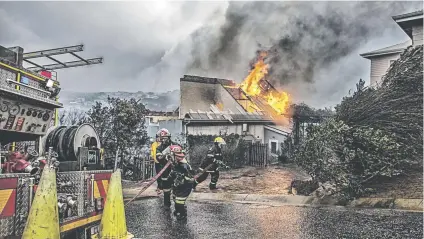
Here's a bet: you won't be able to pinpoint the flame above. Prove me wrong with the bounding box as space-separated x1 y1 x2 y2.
240 52 269 96
239 51 291 116
265 90 290 115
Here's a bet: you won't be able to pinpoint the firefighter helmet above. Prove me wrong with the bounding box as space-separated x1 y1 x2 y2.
170 145 185 162
157 128 171 138
214 137 226 146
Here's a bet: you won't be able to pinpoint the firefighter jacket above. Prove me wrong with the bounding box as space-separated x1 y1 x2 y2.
169 159 195 188
155 141 181 165
150 141 160 163
199 145 223 173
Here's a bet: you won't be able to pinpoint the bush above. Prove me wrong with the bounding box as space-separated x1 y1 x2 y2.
293 45 423 200
294 119 408 199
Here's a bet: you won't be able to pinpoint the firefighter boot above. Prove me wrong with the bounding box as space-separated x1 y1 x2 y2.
173 204 187 221
209 171 219 190
163 191 171 208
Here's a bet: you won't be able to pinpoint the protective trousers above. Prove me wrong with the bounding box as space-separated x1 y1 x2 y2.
161 166 173 207
155 162 163 190
194 170 220 190
172 182 193 220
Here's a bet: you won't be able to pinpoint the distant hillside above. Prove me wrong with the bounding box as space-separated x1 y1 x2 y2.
59 90 180 112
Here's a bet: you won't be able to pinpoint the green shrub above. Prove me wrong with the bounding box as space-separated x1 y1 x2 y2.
293 45 423 200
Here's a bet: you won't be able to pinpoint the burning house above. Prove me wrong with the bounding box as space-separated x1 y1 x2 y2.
180 52 292 154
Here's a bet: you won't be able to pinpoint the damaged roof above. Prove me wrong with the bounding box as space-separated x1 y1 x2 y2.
180 75 235 86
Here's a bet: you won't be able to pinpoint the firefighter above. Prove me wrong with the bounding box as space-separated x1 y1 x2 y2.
168 145 194 220
155 128 179 207
150 134 162 194
193 137 226 191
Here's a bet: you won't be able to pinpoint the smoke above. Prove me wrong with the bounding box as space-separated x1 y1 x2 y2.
182 1 423 107
1 1 422 108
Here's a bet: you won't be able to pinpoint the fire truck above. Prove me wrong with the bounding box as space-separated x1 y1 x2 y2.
0 44 112 239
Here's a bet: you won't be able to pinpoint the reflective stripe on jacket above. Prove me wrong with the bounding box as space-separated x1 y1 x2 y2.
151 142 160 163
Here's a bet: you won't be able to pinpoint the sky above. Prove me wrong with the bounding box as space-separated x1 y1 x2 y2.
0 1 422 108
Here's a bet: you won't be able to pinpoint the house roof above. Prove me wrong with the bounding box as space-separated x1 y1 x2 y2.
360 40 411 59
180 75 235 86
183 111 274 123
392 10 423 21
393 10 423 39
264 125 291 135
180 74 290 124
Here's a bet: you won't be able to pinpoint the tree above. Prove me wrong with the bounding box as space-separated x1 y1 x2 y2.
85 96 149 167
59 108 88 125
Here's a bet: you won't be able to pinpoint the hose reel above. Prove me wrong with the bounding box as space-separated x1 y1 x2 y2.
41 123 101 162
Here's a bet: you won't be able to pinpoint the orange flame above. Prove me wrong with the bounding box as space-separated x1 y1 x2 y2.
240 52 269 96
239 51 291 116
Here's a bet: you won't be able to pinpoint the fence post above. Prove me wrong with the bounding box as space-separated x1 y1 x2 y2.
142 155 145 180
265 144 268 167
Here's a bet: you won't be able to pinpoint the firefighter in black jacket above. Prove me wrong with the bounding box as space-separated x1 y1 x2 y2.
155 128 180 207
193 137 226 190
168 145 194 220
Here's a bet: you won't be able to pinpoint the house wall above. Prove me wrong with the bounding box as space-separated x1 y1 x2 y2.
145 116 183 138
264 128 289 154
158 119 184 142
186 124 265 143
146 124 159 139
369 53 401 86
412 25 423 46
180 80 219 118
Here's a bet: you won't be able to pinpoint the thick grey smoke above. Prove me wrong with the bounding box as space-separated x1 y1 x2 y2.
183 1 423 107
0 2 422 108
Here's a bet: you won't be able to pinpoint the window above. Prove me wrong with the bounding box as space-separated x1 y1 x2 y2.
269 140 278 154
242 123 249 132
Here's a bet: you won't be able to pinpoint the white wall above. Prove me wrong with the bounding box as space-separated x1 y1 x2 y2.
145 118 183 142
369 53 401 86
412 25 423 46
264 128 288 154
180 80 219 118
159 119 184 142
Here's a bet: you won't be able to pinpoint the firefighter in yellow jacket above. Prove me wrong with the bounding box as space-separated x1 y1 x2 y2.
151 133 162 194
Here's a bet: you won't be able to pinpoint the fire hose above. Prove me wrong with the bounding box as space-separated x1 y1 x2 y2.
125 160 172 205
124 160 229 206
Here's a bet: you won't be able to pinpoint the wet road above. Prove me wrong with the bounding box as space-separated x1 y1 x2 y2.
125 198 423 239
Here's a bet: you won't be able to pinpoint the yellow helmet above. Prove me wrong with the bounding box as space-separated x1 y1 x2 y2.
214 137 226 144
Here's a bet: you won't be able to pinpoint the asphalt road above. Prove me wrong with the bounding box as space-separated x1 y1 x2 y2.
125 198 423 239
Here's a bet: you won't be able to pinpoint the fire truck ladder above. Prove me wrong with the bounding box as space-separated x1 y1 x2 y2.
19 44 103 72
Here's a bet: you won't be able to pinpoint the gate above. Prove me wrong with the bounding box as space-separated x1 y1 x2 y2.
134 157 155 180
246 143 269 167
122 156 154 181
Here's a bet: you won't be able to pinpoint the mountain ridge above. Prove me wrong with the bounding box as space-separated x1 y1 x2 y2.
59 89 180 112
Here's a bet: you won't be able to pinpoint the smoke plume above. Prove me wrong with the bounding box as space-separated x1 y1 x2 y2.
183 1 423 107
